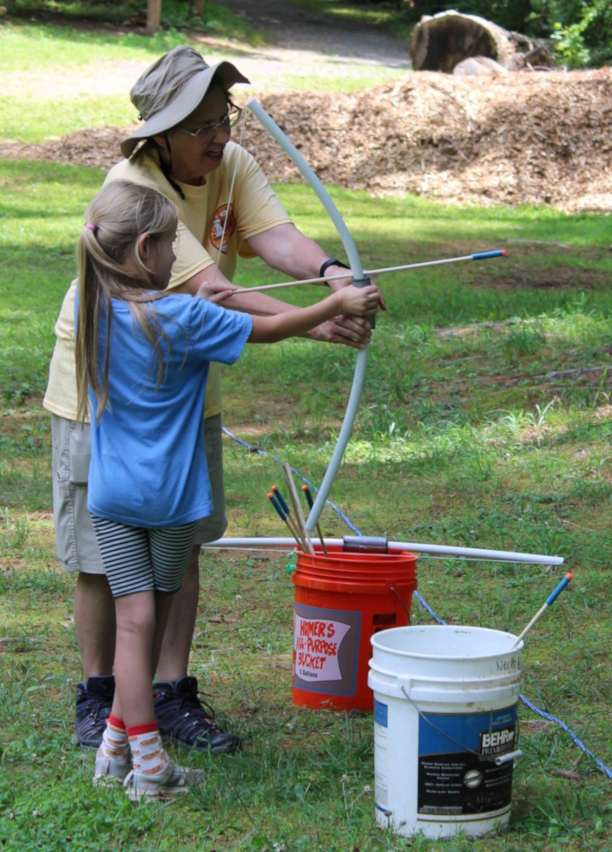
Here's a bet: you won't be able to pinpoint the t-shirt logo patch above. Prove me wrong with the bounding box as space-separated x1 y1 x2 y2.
210 203 236 254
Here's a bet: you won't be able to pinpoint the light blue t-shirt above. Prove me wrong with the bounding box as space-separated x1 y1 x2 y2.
81 294 252 528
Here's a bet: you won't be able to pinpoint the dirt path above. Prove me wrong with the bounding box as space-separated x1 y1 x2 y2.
217 0 410 65
2 5 410 104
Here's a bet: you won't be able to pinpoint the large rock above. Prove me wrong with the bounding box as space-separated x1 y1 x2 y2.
453 56 509 77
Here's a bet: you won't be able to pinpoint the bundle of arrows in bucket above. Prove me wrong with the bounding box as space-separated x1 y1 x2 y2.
201 99 577 839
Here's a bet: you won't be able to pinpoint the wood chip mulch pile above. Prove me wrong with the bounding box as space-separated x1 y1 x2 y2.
1 68 610 212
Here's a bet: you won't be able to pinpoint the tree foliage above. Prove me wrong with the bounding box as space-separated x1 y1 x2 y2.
366 0 612 68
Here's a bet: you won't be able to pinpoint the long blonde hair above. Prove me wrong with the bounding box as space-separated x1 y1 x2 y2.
75 180 179 425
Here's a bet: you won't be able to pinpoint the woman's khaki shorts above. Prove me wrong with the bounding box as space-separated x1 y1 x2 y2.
51 413 227 574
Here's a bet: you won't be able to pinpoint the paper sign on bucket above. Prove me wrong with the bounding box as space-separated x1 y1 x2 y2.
293 605 360 693
292 546 418 711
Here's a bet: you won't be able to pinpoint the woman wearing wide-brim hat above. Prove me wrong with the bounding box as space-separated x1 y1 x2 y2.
44 45 385 763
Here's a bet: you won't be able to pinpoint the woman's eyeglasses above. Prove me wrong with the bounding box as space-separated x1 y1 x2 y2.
179 107 242 141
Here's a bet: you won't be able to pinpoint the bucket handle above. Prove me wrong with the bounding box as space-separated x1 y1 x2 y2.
389 586 411 625
399 681 522 764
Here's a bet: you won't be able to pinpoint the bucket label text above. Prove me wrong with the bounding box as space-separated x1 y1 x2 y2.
293 604 361 696
417 706 517 816
480 726 515 757
294 615 351 681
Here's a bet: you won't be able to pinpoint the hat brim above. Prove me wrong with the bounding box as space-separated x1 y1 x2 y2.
121 61 250 158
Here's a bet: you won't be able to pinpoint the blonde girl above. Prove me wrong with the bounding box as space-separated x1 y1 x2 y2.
75 180 379 800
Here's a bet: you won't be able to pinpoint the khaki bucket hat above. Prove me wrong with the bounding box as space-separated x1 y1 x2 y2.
121 45 250 158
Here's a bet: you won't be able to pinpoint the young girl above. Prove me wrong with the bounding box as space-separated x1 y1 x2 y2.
75 180 379 801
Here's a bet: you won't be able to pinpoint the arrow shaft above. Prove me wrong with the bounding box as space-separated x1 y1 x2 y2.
226 251 506 297
511 573 573 649
512 602 548 647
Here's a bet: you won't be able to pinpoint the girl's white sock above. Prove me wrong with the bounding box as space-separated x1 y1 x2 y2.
98 713 129 763
127 723 168 776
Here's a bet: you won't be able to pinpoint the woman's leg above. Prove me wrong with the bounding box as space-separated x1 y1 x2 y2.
151 592 176 678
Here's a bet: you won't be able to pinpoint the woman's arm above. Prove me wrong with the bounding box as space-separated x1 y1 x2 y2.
248 285 379 344
172 263 374 350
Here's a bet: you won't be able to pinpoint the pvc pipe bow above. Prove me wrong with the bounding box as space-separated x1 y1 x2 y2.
247 98 369 533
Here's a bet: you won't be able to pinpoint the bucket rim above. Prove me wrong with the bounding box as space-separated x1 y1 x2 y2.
296 547 418 563
370 625 523 659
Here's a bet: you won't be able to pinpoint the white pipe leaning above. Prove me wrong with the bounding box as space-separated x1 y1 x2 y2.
246 98 369 534
202 537 564 566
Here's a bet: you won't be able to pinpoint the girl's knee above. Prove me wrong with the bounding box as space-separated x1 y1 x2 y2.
115 594 156 639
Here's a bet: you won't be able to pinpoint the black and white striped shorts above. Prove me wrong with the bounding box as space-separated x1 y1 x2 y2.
90 516 199 598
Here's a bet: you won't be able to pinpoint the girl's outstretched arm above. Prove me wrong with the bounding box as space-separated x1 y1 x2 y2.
248 285 379 345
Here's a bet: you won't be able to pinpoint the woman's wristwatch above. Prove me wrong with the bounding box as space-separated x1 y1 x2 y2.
319 258 350 285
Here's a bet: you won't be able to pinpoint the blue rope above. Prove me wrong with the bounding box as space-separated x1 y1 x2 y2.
222 426 362 534
413 590 447 624
518 695 612 780
411 595 612 780
223 426 612 781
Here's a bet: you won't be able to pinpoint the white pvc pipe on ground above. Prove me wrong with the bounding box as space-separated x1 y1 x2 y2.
202 537 564 566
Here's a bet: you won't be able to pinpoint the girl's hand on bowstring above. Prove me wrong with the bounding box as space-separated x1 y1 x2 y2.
336 284 380 318
196 279 239 304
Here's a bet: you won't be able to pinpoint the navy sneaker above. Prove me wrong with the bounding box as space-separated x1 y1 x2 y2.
75 675 115 750
154 676 240 755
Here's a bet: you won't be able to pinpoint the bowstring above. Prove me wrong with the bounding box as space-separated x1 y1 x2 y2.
212 108 249 287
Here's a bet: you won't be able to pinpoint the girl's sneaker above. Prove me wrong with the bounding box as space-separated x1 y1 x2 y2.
123 761 203 801
94 752 131 786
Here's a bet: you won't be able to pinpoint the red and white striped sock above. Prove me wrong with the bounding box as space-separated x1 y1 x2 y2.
97 713 129 762
127 722 168 776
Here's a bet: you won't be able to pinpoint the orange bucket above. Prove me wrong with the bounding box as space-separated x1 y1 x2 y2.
291 545 418 712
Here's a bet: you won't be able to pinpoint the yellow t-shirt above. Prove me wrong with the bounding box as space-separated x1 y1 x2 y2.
43 141 292 421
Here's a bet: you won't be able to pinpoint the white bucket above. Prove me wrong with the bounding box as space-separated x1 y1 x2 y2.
368 625 523 840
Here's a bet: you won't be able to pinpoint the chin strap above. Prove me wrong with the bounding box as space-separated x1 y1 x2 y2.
210 109 249 286
160 133 186 200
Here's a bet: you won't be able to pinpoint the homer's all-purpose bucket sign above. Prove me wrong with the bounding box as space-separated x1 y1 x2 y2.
293 604 361 695
291 546 418 712
369 625 523 839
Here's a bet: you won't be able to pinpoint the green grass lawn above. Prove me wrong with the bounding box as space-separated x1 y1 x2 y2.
0 19 248 143
1 159 612 850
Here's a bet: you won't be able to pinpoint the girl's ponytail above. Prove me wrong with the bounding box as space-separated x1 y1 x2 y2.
75 224 111 425
75 181 179 425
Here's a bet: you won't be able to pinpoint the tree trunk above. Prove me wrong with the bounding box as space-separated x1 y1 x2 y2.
191 0 206 15
147 0 162 35
410 11 516 73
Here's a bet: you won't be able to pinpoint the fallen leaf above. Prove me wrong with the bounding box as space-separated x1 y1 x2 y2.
550 769 584 783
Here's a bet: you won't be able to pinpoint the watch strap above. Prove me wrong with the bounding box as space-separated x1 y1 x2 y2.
318 258 350 282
